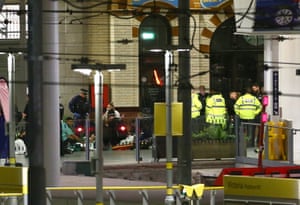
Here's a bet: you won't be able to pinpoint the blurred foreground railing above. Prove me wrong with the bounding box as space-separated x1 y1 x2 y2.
45 185 224 205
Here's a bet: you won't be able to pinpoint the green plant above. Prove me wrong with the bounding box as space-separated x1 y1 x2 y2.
192 124 236 140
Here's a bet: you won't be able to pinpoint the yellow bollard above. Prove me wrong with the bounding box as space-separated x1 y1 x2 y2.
278 121 287 160
267 121 276 160
266 121 287 160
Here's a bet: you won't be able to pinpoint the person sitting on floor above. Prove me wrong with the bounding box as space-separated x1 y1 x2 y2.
61 117 82 154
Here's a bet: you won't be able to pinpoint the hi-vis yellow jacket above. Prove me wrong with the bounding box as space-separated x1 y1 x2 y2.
234 93 262 120
191 92 202 119
205 94 226 125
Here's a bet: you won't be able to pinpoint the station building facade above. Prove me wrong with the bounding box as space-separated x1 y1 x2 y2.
1 0 300 161
0 0 263 115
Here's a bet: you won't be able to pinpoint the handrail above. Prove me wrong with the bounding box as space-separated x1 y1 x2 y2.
0 184 224 205
46 185 180 191
0 193 23 197
46 185 224 191
45 185 224 205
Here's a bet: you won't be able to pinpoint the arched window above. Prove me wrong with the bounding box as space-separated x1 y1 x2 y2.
210 17 264 97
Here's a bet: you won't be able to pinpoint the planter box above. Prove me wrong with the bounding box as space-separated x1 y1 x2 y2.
192 139 235 159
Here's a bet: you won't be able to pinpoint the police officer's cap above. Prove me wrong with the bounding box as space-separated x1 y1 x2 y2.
80 88 88 95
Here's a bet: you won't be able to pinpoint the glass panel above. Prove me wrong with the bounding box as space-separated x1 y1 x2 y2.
0 4 20 39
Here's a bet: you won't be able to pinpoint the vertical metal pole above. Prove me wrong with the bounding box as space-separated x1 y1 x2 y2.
165 50 174 205
288 129 294 164
28 0 46 204
8 53 16 165
85 115 90 160
239 123 245 157
94 71 104 205
177 0 192 185
43 0 60 186
210 190 216 205
235 115 240 157
258 106 266 168
135 117 141 163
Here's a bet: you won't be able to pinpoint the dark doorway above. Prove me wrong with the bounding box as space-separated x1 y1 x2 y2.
210 17 264 97
139 14 171 114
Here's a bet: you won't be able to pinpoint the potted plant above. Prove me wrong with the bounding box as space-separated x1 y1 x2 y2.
192 124 236 159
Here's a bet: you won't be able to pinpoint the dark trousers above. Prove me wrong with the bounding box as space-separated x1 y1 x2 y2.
240 119 256 147
192 117 201 134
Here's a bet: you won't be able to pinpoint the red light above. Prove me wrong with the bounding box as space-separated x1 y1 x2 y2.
153 69 163 86
119 125 127 132
77 127 84 133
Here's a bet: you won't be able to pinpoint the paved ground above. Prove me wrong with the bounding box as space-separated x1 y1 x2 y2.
14 149 227 204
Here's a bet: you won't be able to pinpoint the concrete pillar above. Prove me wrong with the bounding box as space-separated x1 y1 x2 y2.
278 35 300 161
43 0 60 186
264 35 279 122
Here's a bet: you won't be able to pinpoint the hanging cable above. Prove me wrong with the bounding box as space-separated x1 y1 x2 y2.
235 0 254 25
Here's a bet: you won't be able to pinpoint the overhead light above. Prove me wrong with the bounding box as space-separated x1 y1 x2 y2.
149 45 192 53
71 63 126 75
71 64 93 76
72 68 92 76
149 48 164 52
101 64 126 72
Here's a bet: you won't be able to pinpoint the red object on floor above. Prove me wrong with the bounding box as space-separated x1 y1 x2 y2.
112 144 133 150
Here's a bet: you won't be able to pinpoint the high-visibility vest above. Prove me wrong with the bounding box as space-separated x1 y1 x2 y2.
191 93 202 118
234 93 262 120
205 94 226 125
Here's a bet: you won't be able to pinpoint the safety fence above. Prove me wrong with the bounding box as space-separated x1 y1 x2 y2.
0 185 224 205
237 120 300 165
45 185 223 205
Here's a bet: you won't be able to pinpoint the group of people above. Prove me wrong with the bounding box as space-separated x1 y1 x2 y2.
61 88 122 155
191 83 264 146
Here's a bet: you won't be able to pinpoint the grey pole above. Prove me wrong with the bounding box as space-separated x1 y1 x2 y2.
94 71 104 204
43 0 60 186
165 50 175 205
71 64 125 204
85 114 90 160
8 53 16 166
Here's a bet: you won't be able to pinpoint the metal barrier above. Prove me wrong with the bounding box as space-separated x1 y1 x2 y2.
237 120 300 165
0 194 23 205
45 185 224 205
0 167 28 205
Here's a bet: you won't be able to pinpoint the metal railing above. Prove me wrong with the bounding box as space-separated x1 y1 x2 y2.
44 185 224 205
236 119 300 165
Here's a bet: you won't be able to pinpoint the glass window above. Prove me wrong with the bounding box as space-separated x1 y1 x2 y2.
0 4 20 39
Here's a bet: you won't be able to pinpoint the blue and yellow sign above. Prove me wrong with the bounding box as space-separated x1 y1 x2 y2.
200 0 228 8
132 0 178 8
131 0 230 9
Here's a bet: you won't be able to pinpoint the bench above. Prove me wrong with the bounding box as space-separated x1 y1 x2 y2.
0 166 28 205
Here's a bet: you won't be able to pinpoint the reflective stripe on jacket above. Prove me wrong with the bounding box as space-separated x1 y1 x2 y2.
234 93 262 120
205 94 226 125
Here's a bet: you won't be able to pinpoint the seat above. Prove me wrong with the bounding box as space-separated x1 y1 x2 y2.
15 139 27 155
